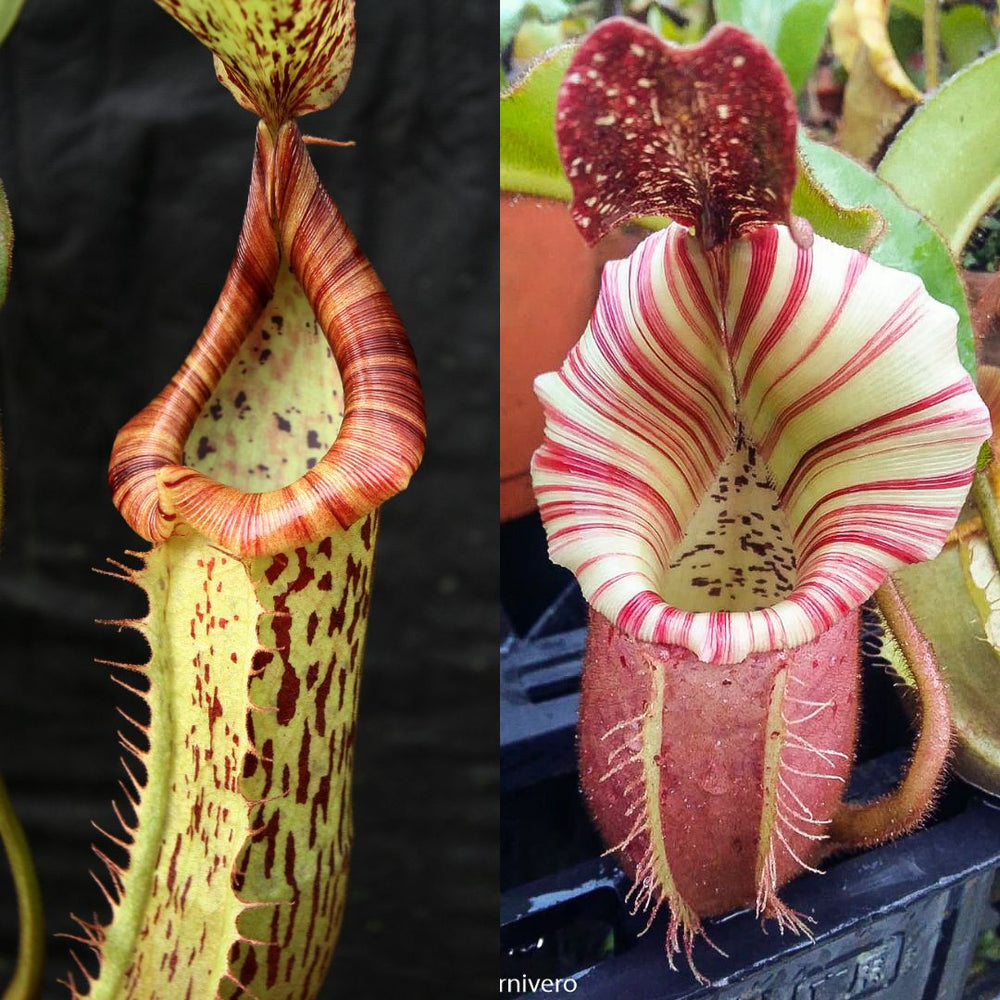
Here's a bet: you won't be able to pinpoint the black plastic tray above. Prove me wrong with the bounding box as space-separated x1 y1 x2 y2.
500 580 1000 1000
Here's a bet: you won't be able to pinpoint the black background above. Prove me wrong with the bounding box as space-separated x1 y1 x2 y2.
0 1 496 996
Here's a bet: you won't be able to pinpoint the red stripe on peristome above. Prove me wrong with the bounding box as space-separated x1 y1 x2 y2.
536 479 682 555
791 559 885 616
673 231 723 343
533 415 691 528
540 358 717 506
632 235 733 433
736 234 812 394
749 252 868 431
779 380 978 503
617 590 666 636
796 500 966 561
567 325 723 487
759 285 926 459
728 226 779 360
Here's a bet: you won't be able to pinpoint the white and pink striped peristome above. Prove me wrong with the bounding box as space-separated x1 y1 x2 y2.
533 222 989 664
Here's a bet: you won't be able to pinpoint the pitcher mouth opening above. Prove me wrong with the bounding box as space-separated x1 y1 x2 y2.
659 423 797 614
180 255 344 495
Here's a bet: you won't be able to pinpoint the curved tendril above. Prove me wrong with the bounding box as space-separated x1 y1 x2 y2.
0 774 44 1000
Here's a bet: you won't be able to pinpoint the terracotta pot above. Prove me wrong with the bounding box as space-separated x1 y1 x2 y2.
499 192 644 521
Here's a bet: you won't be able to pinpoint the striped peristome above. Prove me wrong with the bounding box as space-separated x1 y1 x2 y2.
532 223 991 664
108 123 425 558
67 3 425 997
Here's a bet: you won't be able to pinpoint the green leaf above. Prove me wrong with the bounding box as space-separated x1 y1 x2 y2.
714 0 835 92
792 151 885 252
878 50 1000 258
511 19 571 63
799 133 976 378
0 0 25 46
0 179 11 311
976 929 1000 965
895 543 1000 795
500 44 575 200
886 8 924 90
940 5 996 75
890 0 923 21
500 0 571 51
647 3 706 44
